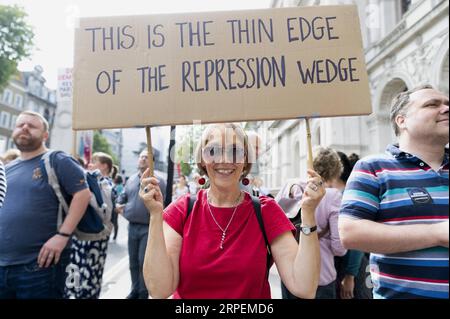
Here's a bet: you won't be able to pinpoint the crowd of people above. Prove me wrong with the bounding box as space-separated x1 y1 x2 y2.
0 84 448 299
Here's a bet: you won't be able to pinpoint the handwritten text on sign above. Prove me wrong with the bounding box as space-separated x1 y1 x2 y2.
73 6 371 130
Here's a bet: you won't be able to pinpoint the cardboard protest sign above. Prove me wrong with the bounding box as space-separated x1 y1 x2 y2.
73 5 371 130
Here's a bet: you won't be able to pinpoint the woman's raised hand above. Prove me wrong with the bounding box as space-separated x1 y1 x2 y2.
139 168 164 215
301 169 326 215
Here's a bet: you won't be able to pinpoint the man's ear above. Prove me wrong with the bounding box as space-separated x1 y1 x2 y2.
395 114 407 132
43 131 49 142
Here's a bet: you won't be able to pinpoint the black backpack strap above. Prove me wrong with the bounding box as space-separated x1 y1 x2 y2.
251 195 272 280
290 208 302 242
186 195 197 219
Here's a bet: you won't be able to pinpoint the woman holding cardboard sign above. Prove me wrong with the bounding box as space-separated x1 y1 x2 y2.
139 123 324 299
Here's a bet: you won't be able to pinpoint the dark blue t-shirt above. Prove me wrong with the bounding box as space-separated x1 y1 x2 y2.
0 151 88 266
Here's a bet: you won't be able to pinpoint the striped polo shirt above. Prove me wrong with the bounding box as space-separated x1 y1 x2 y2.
340 144 449 299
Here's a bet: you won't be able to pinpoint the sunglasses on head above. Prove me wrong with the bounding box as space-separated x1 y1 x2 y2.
202 144 246 163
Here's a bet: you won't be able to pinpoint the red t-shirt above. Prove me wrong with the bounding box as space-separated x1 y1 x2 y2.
163 189 295 299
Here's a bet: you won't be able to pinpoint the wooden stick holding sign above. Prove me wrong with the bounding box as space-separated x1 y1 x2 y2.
145 126 154 176
288 117 314 198
305 118 313 170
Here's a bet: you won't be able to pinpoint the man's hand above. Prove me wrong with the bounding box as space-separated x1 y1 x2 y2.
340 275 355 299
115 204 124 215
37 234 69 268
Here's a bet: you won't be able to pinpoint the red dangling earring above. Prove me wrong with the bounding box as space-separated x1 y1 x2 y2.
198 177 206 186
241 177 250 186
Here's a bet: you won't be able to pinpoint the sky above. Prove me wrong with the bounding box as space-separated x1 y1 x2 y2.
2 0 272 90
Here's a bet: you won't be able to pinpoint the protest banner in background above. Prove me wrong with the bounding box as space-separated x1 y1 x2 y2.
51 68 75 154
73 5 371 130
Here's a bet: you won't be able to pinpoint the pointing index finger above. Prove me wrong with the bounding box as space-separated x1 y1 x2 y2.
140 168 151 181
307 169 320 179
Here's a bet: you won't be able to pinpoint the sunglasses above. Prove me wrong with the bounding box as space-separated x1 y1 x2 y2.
202 145 246 163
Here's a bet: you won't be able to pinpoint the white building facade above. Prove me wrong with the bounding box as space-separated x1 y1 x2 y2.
0 66 57 154
256 0 449 193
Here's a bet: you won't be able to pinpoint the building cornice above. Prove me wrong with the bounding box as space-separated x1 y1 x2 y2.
9 82 27 93
366 0 448 72
0 103 22 115
27 92 57 108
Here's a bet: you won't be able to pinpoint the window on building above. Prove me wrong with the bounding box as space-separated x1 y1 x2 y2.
27 100 35 111
0 112 11 129
0 136 7 153
1 89 13 105
14 94 24 109
28 77 42 97
401 0 412 16
41 87 48 100
8 138 15 150
44 108 50 122
48 92 56 104
10 115 17 130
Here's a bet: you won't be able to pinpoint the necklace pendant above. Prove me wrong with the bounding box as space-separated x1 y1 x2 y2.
220 233 225 249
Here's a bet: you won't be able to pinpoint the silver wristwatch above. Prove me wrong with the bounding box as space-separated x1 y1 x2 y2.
299 225 317 235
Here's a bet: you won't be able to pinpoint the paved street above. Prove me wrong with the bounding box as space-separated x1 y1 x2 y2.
100 216 282 299
100 215 130 299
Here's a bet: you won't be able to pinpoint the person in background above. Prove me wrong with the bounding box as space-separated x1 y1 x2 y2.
172 175 189 202
339 85 449 299
332 151 372 299
65 152 115 299
277 146 347 299
116 150 167 299
111 174 125 240
1 149 20 164
348 153 360 169
188 173 201 195
114 174 124 195
251 176 269 197
74 156 86 169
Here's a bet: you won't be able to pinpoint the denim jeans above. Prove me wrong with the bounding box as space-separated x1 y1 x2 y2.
128 223 149 299
0 249 70 299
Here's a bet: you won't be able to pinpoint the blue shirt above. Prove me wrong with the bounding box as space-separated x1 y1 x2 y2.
0 151 88 266
340 144 449 299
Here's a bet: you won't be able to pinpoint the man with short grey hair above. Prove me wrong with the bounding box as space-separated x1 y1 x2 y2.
116 150 166 299
390 84 435 136
339 85 449 299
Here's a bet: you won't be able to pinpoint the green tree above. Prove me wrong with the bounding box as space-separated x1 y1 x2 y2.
180 160 193 177
93 130 119 164
175 125 203 177
176 136 193 177
0 5 34 92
